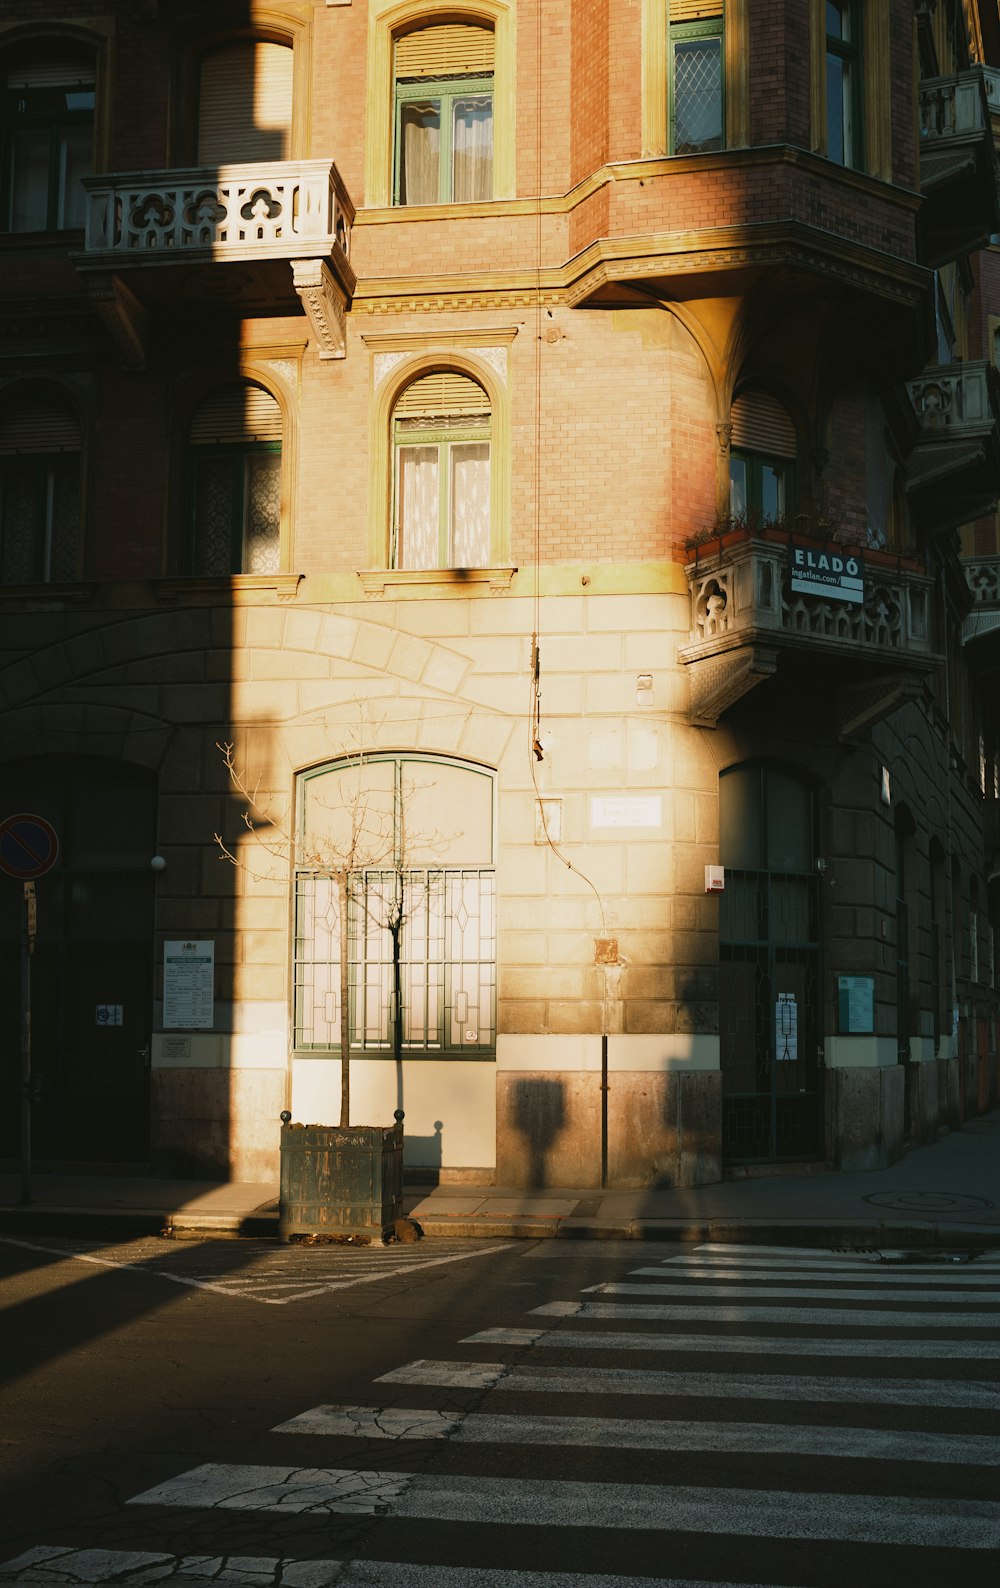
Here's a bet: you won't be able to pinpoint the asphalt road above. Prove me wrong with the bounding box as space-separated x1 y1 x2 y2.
0 1232 998 1586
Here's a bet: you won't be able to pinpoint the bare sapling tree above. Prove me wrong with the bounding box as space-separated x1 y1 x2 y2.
214 717 438 1129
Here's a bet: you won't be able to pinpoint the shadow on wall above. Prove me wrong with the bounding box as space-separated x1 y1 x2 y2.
512 1076 566 1190
403 1119 444 1181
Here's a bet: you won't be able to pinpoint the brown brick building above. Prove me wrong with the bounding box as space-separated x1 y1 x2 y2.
1 0 998 1186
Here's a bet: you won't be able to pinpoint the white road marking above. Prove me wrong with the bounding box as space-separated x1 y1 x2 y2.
0 1545 781 1588
664 1250 1000 1271
376 1359 1000 1409
533 1299 1000 1328
272 1403 999 1465
126 1462 1000 1547
589 1280 1000 1302
464 1325 1000 1359
654 1258 1000 1279
0 1235 516 1305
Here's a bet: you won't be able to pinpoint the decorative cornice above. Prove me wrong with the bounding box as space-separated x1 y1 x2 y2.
357 567 517 599
153 573 304 604
360 326 519 350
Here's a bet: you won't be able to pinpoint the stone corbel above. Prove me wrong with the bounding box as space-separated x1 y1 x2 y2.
835 673 925 739
715 421 733 455
685 643 778 727
85 273 148 370
292 258 348 360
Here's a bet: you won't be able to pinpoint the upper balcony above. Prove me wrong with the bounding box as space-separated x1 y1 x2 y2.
917 69 1000 266
903 361 1000 539
74 160 356 367
679 529 940 733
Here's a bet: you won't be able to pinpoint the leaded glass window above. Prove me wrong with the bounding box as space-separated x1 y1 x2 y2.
669 14 724 156
189 383 282 575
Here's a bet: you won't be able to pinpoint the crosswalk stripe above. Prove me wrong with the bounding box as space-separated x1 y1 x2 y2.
273 1403 1000 1465
0 1545 779 1588
589 1280 1000 1302
532 1299 1000 1328
464 1325 1000 1359
631 1263 1000 1288
376 1359 1000 1409
127 1462 1000 1547
652 1258 1000 1280
665 1249 1000 1271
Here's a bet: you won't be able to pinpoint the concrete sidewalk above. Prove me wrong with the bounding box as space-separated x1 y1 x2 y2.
1 1109 997 1248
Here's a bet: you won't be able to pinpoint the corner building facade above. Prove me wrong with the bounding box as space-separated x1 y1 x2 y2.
2 0 999 1185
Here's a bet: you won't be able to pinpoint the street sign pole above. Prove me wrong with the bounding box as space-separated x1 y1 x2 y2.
21 881 35 1205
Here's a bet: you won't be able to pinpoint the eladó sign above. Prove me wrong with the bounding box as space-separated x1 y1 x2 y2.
789 542 865 604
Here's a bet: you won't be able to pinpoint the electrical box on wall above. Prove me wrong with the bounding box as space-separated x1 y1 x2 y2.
705 865 725 892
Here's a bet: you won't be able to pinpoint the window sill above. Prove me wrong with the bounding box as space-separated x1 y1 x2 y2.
0 227 85 250
153 573 304 604
358 567 516 599
0 580 96 606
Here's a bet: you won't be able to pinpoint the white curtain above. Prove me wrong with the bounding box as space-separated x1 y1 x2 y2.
450 442 490 566
452 95 493 203
396 445 439 568
401 102 440 204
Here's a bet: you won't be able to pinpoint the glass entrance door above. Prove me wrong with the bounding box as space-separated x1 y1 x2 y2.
719 766 824 1163
0 758 155 1163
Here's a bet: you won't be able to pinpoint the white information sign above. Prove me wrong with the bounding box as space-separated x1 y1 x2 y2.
591 796 662 829
164 940 215 1030
775 993 798 1062
789 544 864 604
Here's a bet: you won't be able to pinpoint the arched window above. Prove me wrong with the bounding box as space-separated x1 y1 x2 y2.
0 388 81 582
391 371 491 568
3 49 94 231
189 382 282 575
294 754 496 1056
394 21 494 204
729 389 797 524
197 39 292 163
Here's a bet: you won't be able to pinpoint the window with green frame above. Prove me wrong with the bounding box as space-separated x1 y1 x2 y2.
825 0 863 169
392 371 491 570
728 390 797 523
393 23 494 205
0 391 80 582
3 54 94 232
669 4 724 155
189 383 282 576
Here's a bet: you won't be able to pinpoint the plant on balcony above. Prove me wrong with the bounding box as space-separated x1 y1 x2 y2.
683 507 864 556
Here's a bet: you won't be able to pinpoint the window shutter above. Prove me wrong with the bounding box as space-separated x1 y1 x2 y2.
198 41 293 164
7 58 95 89
0 394 81 453
668 1 724 21
393 372 490 419
190 384 282 445
731 391 796 458
395 24 494 80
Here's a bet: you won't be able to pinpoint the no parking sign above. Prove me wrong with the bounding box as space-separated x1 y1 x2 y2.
0 812 59 880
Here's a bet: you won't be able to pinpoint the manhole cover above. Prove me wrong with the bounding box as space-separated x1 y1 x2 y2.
862 1190 994 1211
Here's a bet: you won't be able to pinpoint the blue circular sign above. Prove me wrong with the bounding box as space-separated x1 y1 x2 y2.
0 812 60 879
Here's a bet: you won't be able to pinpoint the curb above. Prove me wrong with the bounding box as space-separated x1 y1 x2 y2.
3 1206 1000 1248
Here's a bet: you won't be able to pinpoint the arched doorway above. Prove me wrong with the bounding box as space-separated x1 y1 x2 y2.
719 764 823 1163
0 757 156 1164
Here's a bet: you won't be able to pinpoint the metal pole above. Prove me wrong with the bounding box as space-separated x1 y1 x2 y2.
20 880 35 1205
600 1031 608 1189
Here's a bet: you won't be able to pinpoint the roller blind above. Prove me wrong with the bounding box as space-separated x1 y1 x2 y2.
395 24 494 80
198 41 293 164
731 391 796 458
190 384 282 445
0 394 81 453
669 1 723 21
393 372 490 419
7 58 95 89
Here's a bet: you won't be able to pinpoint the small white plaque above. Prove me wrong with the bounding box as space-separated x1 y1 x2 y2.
591 796 662 829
